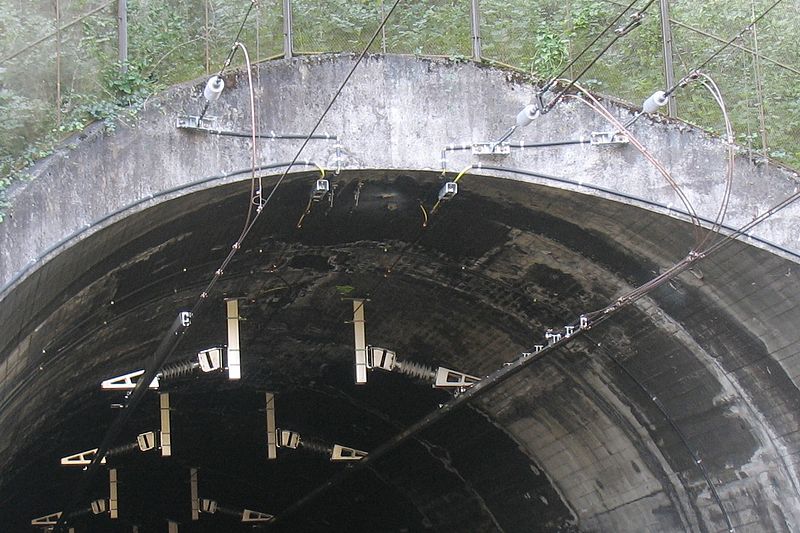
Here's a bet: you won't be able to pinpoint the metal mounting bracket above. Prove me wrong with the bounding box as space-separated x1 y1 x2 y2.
352 299 368 384
176 115 218 130
331 444 368 462
225 298 242 380
434 367 480 389
590 131 629 146
101 369 159 390
471 141 511 155
242 509 275 522
31 511 62 527
60 447 107 466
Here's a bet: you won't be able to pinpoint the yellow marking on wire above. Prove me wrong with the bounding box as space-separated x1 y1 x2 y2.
453 165 472 183
296 197 313 229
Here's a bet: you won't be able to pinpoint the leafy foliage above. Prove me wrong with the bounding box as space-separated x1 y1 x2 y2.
1 0 799 222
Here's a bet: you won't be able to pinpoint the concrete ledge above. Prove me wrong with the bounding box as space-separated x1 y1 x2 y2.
2 54 800 299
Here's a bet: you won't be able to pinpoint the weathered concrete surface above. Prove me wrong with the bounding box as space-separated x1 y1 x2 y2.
1 55 800 532
2 54 800 296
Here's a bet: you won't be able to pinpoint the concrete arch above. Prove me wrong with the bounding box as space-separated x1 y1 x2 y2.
1 55 800 532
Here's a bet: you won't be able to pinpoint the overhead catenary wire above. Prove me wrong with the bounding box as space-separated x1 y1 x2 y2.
663 0 785 98
561 82 704 245
0 0 115 64
55 0 407 526
24 3 796 529
192 0 404 316
596 0 799 76
541 0 643 95
186 128 338 141
584 332 735 532
53 10 282 529
566 72 735 255
695 73 735 243
271 110 720 523
216 0 258 77
272 163 800 525
662 15 800 76
53 312 192 532
270 59 799 522
543 0 658 113
541 77 736 321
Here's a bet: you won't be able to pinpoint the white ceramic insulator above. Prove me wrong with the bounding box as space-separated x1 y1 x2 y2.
516 104 539 128
203 76 225 102
642 90 668 114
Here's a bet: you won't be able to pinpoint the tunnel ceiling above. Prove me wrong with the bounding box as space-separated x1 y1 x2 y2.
2 169 800 532
1 55 800 533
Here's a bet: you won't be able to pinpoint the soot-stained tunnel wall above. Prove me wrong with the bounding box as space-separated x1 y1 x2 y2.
1 55 800 532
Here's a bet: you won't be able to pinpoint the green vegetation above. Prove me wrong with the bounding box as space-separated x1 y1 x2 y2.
1 0 798 220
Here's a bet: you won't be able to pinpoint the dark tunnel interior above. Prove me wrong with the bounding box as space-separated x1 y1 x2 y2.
2 169 800 532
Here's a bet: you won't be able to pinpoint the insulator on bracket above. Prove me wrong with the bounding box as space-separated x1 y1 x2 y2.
159 360 199 380
274 428 366 462
100 347 227 391
200 499 218 514
62 431 157 466
203 75 225 102
198 347 224 372
367 346 479 391
199 499 274 523
90 499 108 515
300 439 333 457
394 359 437 381
137 430 158 451
276 429 301 449
104 441 140 460
642 90 669 114
516 104 539 128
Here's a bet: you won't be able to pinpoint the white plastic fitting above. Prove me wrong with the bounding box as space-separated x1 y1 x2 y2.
642 90 669 114
203 75 225 102
515 104 539 128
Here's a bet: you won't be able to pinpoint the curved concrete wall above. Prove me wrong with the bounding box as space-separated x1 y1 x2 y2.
2 54 800 300
2 55 800 532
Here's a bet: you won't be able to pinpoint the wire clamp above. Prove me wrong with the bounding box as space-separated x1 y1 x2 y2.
615 12 644 36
